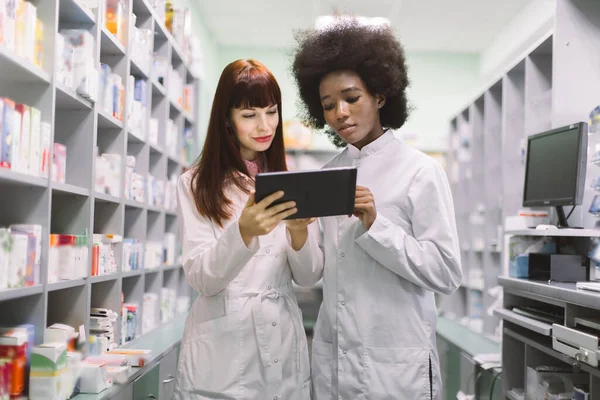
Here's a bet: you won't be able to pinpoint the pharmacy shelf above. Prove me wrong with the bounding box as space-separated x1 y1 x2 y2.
0 285 44 302
130 58 150 80
499 277 600 310
59 0 96 25
0 168 48 187
100 28 126 56
56 82 93 110
98 108 124 130
52 182 90 197
90 273 120 284
122 269 144 278
446 4 600 397
0 0 199 380
48 279 86 292
504 228 600 237
152 79 167 97
0 47 51 84
94 192 121 204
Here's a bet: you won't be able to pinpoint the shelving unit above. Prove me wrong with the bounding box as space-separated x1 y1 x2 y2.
444 1 600 397
0 0 200 356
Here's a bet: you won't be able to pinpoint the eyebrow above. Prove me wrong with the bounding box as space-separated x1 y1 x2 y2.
320 86 362 101
240 105 277 111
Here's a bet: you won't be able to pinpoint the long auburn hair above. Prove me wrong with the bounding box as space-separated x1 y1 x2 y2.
190 59 288 227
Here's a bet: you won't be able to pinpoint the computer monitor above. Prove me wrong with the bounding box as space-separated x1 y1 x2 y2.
523 122 588 228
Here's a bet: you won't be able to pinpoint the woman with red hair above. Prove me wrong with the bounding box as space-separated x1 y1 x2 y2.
173 59 323 400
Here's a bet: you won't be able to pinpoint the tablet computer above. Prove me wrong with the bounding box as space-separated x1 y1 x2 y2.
255 167 357 219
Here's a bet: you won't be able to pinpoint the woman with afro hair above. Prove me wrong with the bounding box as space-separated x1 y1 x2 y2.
291 17 462 400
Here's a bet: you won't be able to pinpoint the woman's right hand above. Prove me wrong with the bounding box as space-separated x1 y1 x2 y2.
238 191 297 247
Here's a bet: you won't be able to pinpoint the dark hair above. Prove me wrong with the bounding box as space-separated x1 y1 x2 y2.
291 17 411 147
190 59 287 227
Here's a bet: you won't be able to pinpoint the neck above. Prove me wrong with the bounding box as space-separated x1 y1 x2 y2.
240 148 259 161
353 124 385 150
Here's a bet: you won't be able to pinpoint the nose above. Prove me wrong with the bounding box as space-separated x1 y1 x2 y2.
335 101 350 120
257 113 269 132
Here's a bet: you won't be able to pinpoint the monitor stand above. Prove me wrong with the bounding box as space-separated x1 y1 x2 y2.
556 206 582 229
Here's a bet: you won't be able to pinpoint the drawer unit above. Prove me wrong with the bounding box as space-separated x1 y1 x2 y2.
134 364 160 400
160 346 180 399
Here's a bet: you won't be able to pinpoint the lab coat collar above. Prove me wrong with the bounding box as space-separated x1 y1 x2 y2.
346 129 395 159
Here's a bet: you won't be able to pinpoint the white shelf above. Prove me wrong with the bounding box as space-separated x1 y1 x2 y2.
493 308 552 336
52 182 90 197
98 109 124 130
0 285 43 302
0 47 51 84
100 28 126 56
0 169 48 187
59 0 96 24
499 277 600 310
90 274 119 284
0 0 198 366
55 83 93 110
504 228 600 237
48 279 86 292
94 192 121 204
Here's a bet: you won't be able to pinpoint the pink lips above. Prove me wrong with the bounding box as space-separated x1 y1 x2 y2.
253 135 272 143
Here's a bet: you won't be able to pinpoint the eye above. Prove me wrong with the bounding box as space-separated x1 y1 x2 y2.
322 103 335 111
242 114 255 119
347 96 360 104
267 109 278 115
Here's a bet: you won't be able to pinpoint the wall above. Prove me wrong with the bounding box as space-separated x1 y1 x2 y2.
219 47 481 151
479 0 555 83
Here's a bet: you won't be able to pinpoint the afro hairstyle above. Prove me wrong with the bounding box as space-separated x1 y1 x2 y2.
291 17 411 147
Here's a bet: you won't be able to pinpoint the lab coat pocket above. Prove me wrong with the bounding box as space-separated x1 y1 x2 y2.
363 346 430 400
178 307 252 397
311 339 333 400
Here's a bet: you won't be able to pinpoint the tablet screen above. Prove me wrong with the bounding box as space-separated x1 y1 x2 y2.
255 167 357 219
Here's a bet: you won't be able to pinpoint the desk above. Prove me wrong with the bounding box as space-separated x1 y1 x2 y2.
436 316 502 400
73 313 187 400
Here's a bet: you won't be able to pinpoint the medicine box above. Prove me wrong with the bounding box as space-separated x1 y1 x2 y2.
29 342 68 400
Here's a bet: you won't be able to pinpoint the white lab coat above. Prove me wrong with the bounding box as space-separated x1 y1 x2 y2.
173 170 324 400
311 130 462 400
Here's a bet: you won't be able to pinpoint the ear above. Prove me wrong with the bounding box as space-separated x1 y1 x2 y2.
376 95 386 109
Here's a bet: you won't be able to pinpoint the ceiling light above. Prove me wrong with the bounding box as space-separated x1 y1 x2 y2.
315 15 391 30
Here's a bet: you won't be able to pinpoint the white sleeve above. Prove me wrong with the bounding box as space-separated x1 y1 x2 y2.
355 162 463 295
285 221 324 287
177 174 259 296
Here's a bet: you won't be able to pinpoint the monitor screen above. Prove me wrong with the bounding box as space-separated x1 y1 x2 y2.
523 123 586 207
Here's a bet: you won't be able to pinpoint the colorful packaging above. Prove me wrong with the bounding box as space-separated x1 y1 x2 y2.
51 143 66 184
10 224 41 286
29 107 41 177
40 122 51 178
1 98 15 169
14 104 30 174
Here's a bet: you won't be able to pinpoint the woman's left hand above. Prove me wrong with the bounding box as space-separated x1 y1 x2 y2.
354 185 377 230
285 218 317 251
284 217 317 233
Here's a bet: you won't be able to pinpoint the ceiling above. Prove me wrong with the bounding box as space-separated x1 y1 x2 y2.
196 0 533 52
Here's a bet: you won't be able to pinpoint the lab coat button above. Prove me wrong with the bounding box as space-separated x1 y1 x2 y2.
274 358 279 363
273 397 278 400
341 301 346 306
340 252 345 258
266 248 270 254
272 322 277 327
342 350 347 355
268 286 272 290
